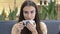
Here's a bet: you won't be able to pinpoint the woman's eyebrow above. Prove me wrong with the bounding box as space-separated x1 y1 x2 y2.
30 10 35 11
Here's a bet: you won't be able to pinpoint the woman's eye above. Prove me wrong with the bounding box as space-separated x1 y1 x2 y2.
31 11 34 13
24 11 28 14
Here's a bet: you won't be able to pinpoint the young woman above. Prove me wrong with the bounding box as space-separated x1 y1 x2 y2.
11 1 47 34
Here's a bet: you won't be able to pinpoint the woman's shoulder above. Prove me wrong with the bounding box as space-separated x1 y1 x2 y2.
40 21 47 29
13 23 19 28
11 23 19 34
40 22 47 34
12 23 18 30
12 23 20 30
40 22 46 26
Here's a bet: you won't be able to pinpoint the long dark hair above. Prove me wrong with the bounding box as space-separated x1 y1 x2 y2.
18 1 43 34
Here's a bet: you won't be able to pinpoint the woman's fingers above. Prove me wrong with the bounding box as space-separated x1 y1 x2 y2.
27 22 36 27
26 22 37 32
15 22 24 30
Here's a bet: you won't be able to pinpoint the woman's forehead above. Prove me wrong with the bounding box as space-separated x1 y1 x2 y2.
23 6 35 11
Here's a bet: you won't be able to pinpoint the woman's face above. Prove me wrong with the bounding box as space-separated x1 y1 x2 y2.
23 6 36 20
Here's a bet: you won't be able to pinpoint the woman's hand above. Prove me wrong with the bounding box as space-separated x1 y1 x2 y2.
26 22 37 33
15 21 24 33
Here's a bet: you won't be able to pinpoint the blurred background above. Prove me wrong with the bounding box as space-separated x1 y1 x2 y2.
0 0 60 20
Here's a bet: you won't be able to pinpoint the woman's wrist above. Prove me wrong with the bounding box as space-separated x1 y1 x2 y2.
31 30 38 34
32 30 38 34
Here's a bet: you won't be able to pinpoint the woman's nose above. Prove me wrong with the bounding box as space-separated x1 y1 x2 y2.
28 13 31 18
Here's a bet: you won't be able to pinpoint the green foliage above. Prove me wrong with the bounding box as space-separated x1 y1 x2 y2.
39 0 57 20
39 6 47 20
0 8 6 20
47 0 57 20
8 7 18 20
